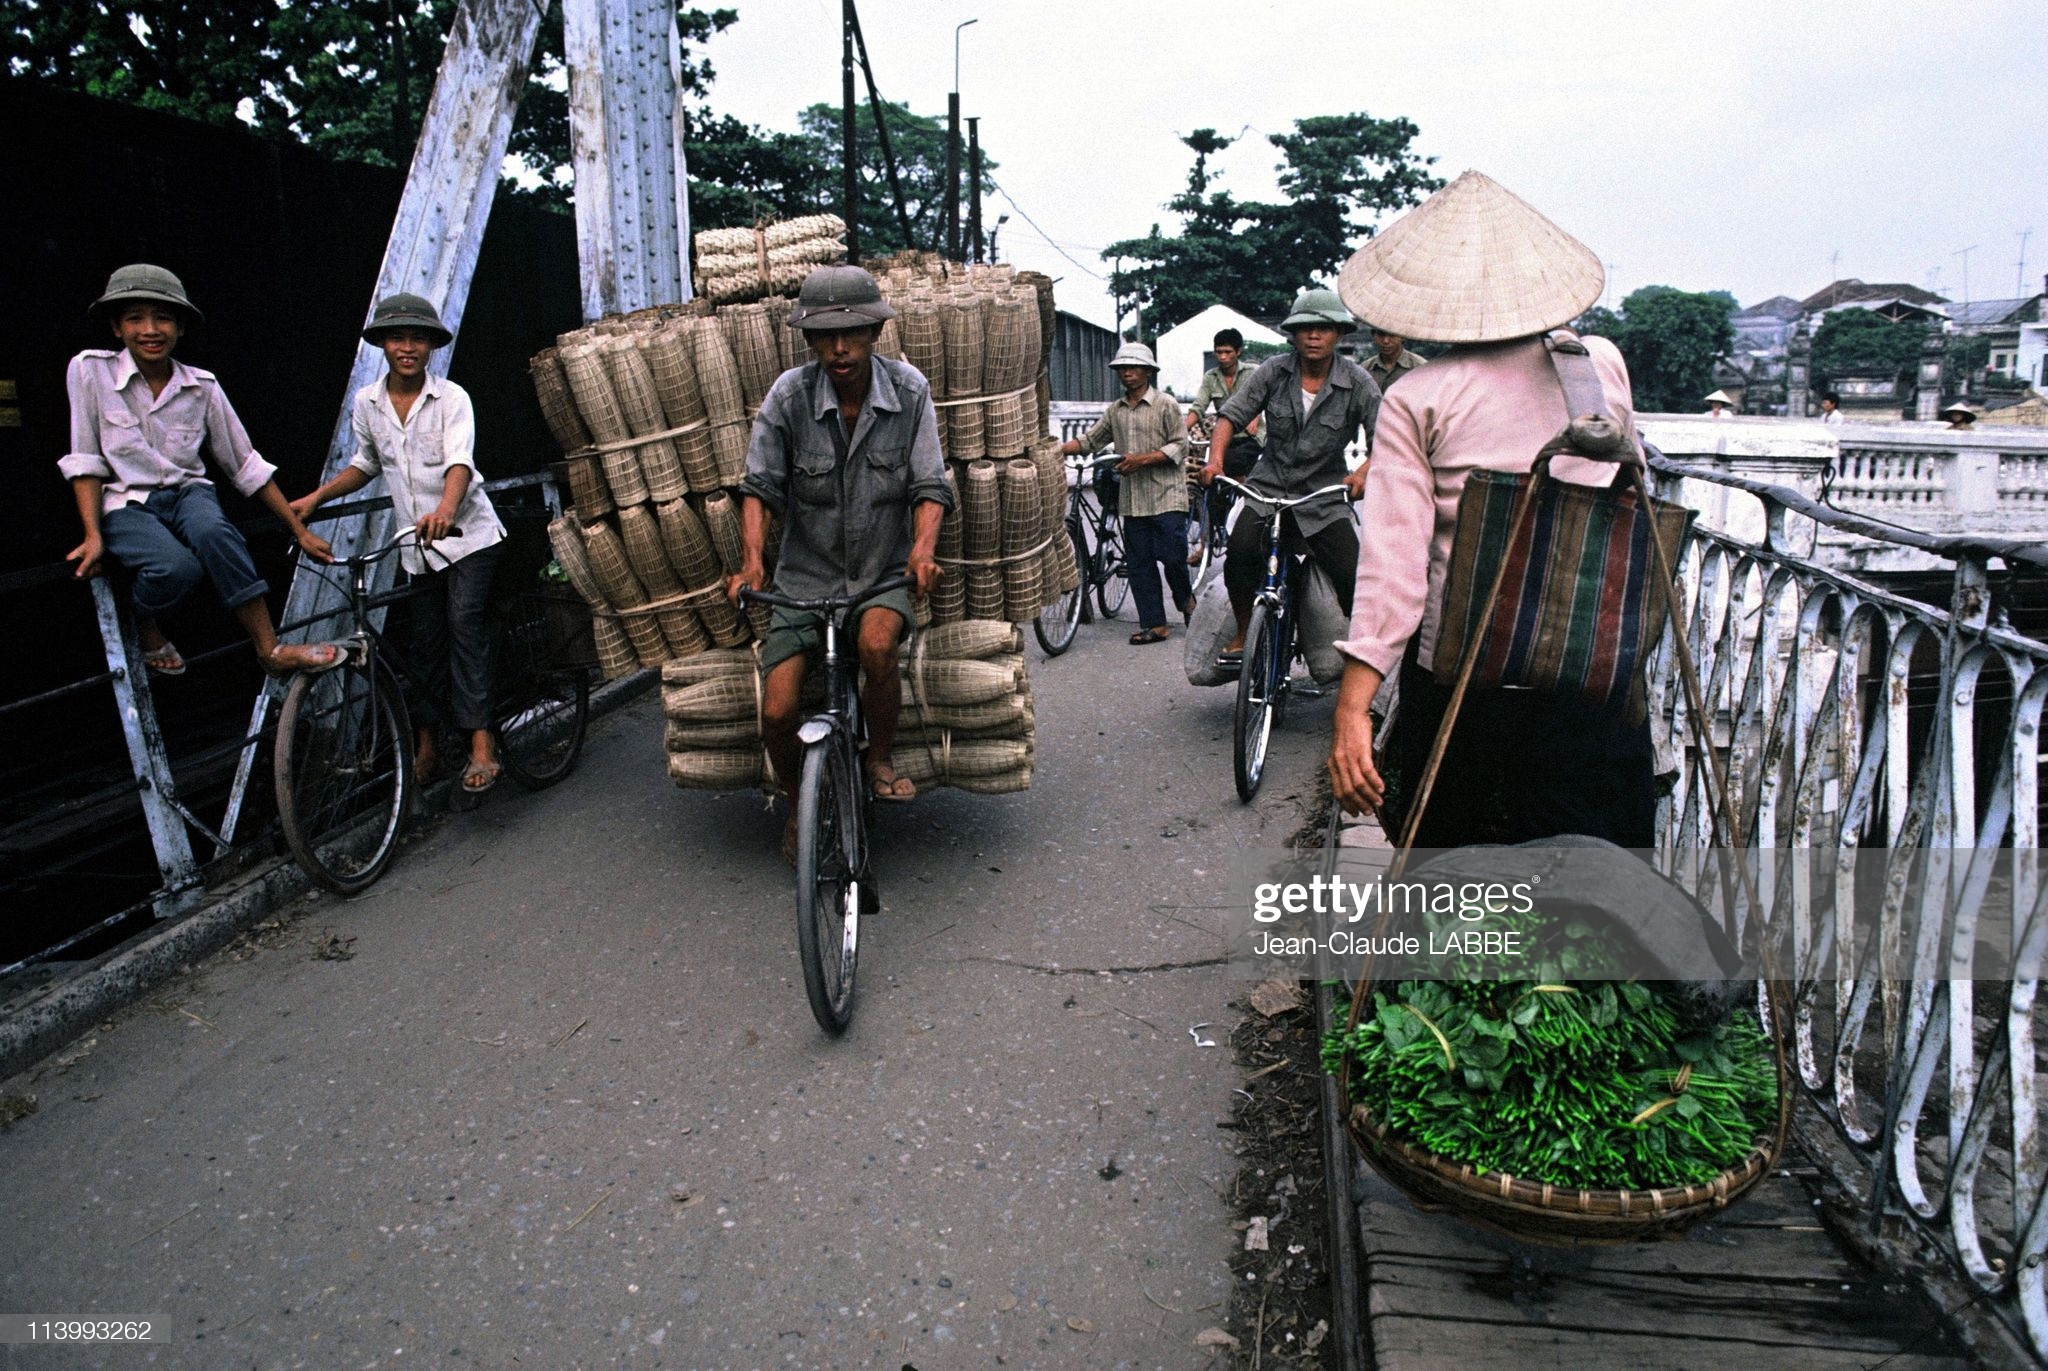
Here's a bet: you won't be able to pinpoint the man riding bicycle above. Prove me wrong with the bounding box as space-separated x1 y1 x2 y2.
1201 288 1380 660
728 266 950 860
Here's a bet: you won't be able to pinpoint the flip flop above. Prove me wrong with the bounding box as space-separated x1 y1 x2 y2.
1129 626 1171 645
141 641 187 676
867 768 918 803
460 757 501 794
264 641 345 677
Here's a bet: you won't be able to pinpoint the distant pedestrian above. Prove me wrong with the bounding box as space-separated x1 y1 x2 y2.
1819 393 1843 424
1941 400 1980 430
292 293 510 794
1062 342 1192 644
1365 327 1426 392
1702 388 1736 418
60 263 340 678
1185 328 1262 563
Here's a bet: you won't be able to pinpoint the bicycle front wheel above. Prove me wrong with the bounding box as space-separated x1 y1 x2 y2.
495 599 591 789
276 656 413 894
1033 522 1087 656
1233 603 1280 803
795 737 863 1035
1094 515 1130 620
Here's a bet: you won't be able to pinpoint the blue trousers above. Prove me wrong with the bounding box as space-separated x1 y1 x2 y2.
100 483 267 619
1124 510 1194 630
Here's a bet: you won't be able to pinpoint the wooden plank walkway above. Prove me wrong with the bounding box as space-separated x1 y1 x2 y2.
1355 1152 1975 1368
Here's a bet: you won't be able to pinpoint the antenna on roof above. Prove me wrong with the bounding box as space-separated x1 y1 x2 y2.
2019 229 2034 299
1954 244 1978 307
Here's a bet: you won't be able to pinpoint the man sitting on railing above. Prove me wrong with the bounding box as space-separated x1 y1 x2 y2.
60 264 340 678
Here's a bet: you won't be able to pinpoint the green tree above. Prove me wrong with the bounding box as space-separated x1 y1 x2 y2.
1810 308 1931 384
1584 287 1734 413
1103 117 1440 337
794 99 995 254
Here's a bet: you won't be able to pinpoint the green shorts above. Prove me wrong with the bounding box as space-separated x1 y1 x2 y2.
757 586 917 674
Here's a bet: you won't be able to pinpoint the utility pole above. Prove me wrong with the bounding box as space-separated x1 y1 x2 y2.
841 0 858 260
947 19 976 261
1954 244 1978 307
967 117 982 263
846 2 913 249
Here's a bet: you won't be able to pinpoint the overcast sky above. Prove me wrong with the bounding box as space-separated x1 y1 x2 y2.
694 0 2048 332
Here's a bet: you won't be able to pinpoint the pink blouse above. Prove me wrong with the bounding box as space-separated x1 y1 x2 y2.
1337 332 1639 677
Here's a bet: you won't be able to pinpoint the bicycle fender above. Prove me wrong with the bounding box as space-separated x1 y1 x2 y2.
798 718 833 746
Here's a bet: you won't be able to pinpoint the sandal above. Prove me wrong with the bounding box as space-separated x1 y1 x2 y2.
866 766 918 803
264 641 344 676
141 641 187 676
1129 626 1171 645
460 756 502 794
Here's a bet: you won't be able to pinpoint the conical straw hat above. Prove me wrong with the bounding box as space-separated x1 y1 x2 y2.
1337 171 1604 344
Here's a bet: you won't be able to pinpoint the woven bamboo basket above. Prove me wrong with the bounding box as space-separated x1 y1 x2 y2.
600 336 688 502
664 672 762 724
663 717 759 751
901 655 1021 708
721 303 782 412
931 468 966 625
908 621 1020 660
960 460 1004 621
941 290 987 457
894 737 1031 782
999 458 1045 620
696 236 843 280
655 498 749 647
689 317 751 488
982 293 1036 458
579 518 668 666
639 323 720 493
547 517 637 678
875 313 904 362
560 343 647 507
901 691 1032 732
660 647 757 689
667 749 766 790
898 292 946 397
698 491 772 640
529 349 611 505
696 214 847 256
896 720 1033 748
616 505 711 658
1027 441 1072 601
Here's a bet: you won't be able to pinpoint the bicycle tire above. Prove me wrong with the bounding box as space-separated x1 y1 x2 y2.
495 602 591 789
1233 603 1279 803
795 737 863 1035
1033 523 1087 656
1094 514 1130 620
276 656 413 894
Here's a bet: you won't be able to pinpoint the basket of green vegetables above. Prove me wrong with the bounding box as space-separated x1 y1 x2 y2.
1323 848 1789 1245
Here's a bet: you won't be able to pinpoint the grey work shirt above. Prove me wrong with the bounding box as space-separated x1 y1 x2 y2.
1218 349 1381 538
1365 348 1427 392
1188 364 1264 446
740 355 953 600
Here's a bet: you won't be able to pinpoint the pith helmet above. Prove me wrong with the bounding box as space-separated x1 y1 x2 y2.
1108 341 1159 371
1279 288 1356 333
786 265 896 330
363 292 453 347
90 264 202 329
1337 170 1604 344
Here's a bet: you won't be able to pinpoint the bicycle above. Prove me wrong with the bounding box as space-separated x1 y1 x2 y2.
738 574 915 1035
274 527 591 894
1033 454 1129 656
1209 475 1353 803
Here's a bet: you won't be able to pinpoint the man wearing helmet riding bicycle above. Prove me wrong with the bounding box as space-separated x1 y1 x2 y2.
729 266 950 858
1200 288 1380 660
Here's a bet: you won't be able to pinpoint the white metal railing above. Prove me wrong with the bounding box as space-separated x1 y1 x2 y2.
1644 447 2048 1358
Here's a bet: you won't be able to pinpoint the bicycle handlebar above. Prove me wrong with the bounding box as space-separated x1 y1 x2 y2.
1064 453 1123 471
738 573 917 616
1207 475 1354 511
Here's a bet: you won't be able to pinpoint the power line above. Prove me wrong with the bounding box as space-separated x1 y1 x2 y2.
986 176 1107 281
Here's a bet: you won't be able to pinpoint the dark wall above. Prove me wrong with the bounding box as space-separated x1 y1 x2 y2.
0 77 581 704
1049 311 1120 402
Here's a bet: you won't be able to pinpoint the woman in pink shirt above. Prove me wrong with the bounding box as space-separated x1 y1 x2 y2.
1326 173 1657 848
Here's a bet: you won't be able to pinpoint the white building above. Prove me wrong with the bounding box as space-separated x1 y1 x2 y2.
1153 304 1286 399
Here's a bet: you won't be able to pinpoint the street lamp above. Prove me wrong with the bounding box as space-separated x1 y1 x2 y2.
990 212 1010 263
946 17 978 260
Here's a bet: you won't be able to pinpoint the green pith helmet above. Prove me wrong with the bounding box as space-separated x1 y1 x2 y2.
1279 288 1356 333
90 264 202 329
786 265 896 330
362 292 453 347
1107 341 1159 372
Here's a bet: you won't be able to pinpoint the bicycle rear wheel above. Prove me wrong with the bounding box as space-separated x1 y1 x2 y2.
795 736 864 1034
495 598 591 789
1094 515 1130 620
1233 603 1280 803
1033 522 1087 656
276 656 413 894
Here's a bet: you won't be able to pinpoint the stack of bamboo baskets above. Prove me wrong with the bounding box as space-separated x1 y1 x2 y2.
662 621 1034 795
694 215 848 305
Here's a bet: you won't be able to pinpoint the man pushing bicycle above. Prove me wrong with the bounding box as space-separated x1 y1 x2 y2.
1200 288 1380 662
728 266 950 862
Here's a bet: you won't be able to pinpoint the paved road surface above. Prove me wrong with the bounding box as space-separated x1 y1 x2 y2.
0 614 1337 1369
